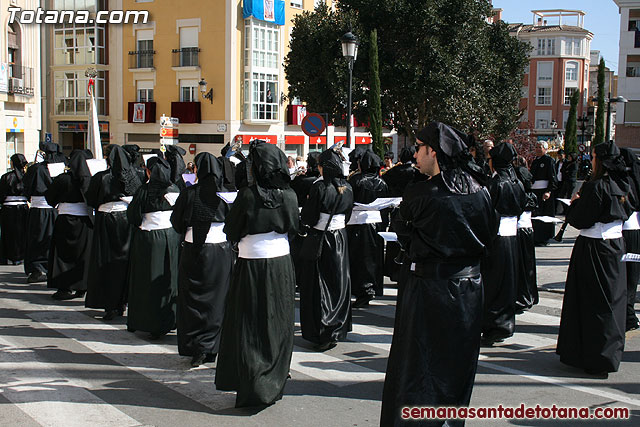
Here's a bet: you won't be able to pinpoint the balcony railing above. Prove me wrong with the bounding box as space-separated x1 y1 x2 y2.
172 47 200 67
128 50 155 69
8 65 34 96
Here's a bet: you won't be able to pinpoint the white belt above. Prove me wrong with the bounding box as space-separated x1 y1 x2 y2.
313 213 346 231
185 223 227 244
238 231 289 259
498 216 518 237
347 210 382 225
29 196 53 209
579 220 623 240
623 212 640 231
140 211 173 231
4 195 27 206
98 200 129 213
517 211 533 229
58 202 90 216
531 180 550 190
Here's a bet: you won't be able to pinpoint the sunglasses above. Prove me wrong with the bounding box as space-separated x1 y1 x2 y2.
414 142 427 151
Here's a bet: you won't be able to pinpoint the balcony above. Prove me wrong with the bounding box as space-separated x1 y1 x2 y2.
128 102 156 123
128 50 155 69
7 65 34 96
172 48 200 67
171 102 201 124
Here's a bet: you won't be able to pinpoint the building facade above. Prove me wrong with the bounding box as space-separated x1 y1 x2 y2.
510 10 593 145
613 0 640 149
0 0 42 174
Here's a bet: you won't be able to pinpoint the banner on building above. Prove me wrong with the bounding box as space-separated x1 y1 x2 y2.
243 0 285 25
133 103 146 123
0 63 8 93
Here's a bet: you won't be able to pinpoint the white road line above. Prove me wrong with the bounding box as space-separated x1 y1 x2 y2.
517 310 561 326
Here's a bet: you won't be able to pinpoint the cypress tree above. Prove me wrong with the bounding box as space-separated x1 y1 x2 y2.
369 29 384 158
564 89 579 154
594 58 606 145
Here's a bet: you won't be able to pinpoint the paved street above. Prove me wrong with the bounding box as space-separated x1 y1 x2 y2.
0 225 639 426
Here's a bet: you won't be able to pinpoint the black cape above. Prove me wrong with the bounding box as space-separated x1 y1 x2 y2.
0 168 28 262
514 166 539 311
530 154 557 244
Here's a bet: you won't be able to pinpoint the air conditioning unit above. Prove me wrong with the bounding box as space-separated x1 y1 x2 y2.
9 78 23 93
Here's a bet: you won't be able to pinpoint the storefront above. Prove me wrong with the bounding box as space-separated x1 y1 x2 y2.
58 121 109 152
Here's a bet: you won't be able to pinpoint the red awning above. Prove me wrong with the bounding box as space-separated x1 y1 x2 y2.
285 135 304 145
239 135 277 144
356 136 372 145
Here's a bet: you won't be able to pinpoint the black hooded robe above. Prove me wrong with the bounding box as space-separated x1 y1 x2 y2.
170 153 233 360
530 154 557 244
514 166 539 311
0 154 29 263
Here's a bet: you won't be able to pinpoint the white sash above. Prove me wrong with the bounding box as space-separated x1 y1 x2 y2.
184 223 227 244
3 196 27 206
579 220 623 240
140 211 173 231
98 200 129 213
58 202 90 216
517 211 533 229
238 232 289 259
313 213 346 231
531 180 550 190
498 216 518 237
29 196 53 209
347 210 382 225
623 212 640 231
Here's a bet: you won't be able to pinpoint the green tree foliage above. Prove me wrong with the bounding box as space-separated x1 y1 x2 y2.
564 90 580 154
594 58 606 145
368 29 384 157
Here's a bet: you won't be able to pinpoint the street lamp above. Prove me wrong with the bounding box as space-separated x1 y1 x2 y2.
577 114 588 147
550 119 558 147
198 78 213 104
341 31 358 149
605 92 628 142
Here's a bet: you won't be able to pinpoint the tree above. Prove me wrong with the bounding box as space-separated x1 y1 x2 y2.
594 57 606 145
564 89 580 154
368 29 384 157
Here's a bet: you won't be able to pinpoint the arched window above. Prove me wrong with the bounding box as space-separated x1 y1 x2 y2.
7 23 21 79
565 61 579 81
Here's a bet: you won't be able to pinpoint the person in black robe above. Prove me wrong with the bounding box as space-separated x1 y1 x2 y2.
556 141 629 375
514 156 539 313
164 145 187 191
347 150 388 307
559 152 578 202
299 148 353 351
45 150 94 300
170 152 234 367
0 154 29 265
215 141 299 408
85 145 142 320
123 144 147 184
219 143 239 191
126 157 181 338
481 143 527 345
23 143 67 282
381 122 497 426
620 148 640 331
530 141 557 245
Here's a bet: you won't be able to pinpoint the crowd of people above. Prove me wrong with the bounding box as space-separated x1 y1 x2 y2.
0 124 638 424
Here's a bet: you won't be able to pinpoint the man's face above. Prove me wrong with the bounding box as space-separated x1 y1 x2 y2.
483 141 494 155
414 140 438 176
535 143 546 157
384 157 393 167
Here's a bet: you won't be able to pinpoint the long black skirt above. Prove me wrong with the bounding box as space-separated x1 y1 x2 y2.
532 189 556 244
85 211 132 311
348 224 384 297
215 254 295 408
25 207 56 275
515 227 538 311
623 229 640 330
300 228 352 345
177 241 233 358
127 227 180 335
1 204 28 262
48 214 93 291
381 263 483 427
482 235 519 339
556 236 627 373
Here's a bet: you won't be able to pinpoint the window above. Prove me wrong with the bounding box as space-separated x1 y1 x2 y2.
564 38 582 56
565 61 578 81
629 20 640 31
244 18 280 122
137 80 154 102
7 23 20 79
625 101 640 124
537 38 555 56
135 29 154 68
627 62 640 77
537 62 553 81
564 87 577 105
53 20 105 65
179 26 198 66
521 87 529 99
54 70 106 115
537 87 552 105
180 80 198 102
535 110 552 129
290 0 302 8
563 110 570 128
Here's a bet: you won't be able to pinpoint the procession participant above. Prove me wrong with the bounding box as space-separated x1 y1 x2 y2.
557 141 629 375
126 157 181 338
381 122 497 426
555 149 566 213
122 144 147 184
45 150 93 300
381 151 394 172
23 143 66 282
347 150 388 307
481 143 527 345
170 152 233 367
290 152 320 208
84 145 142 320
164 145 188 191
620 148 640 332
299 148 353 351
215 141 299 408
530 141 557 245
0 154 29 265
514 156 539 313
219 143 238 191
559 152 578 204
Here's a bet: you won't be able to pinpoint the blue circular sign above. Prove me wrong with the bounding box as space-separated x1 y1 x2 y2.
301 113 326 137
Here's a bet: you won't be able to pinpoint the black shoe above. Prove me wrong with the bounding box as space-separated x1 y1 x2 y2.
191 354 206 367
102 310 119 321
73 290 86 299
52 290 75 300
27 272 47 283
204 353 217 363
314 341 337 352
353 295 373 309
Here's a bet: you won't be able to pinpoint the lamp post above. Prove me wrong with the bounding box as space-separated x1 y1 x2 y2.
198 78 213 104
577 114 588 147
341 31 358 149
605 92 628 142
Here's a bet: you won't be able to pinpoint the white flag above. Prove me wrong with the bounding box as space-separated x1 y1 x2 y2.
87 78 103 159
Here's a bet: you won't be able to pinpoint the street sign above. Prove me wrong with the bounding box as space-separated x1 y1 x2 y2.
578 143 586 153
45 133 52 143
301 113 326 137
160 115 179 128
160 128 179 138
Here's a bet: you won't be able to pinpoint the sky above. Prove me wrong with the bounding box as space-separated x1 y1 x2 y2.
492 0 621 73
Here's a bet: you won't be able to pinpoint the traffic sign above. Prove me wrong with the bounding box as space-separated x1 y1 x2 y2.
301 113 326 137
160 128 179 138
578 143 586 153
45 133 52 143
160 115 179 128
